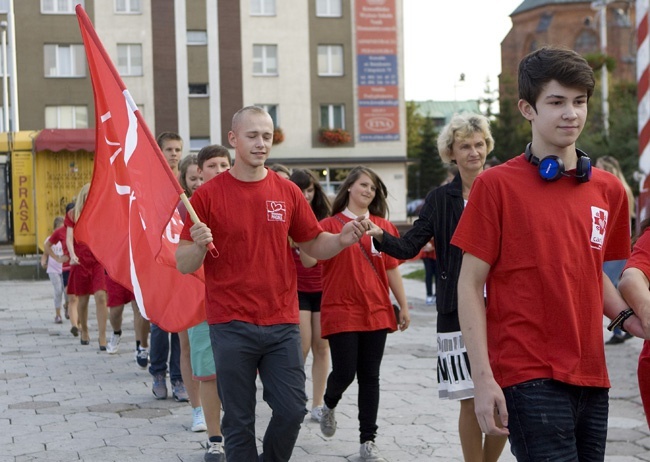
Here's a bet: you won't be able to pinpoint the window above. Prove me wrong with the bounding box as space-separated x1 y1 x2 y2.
189 84 209 97
190 138 210 152
0 0 9 13
187 30 208 46
256 104 279 126
117 44 143 76
253 45 278 76
251 0 275 15
45 106 88 129
316 0 341 17
318 45 343 76
320 104 345 129
44 44 86 77
115 0 141 14
574 30 598 55
41 0 84 14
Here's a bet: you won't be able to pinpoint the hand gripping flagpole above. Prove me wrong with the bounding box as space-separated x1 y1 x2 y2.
76 5 218 258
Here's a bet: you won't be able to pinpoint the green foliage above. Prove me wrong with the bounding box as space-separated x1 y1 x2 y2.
406 102 447 199
403 268 425 281
488 75 531 161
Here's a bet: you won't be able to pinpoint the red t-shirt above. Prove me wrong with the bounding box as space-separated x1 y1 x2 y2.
180 169 323 325
292 248 323 293
624 227 650 426
319 212 400 337
47 226 70 271
451 154 630 389
63 210 98 266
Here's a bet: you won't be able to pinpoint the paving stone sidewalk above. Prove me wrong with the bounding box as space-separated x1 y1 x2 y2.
0 262 648 461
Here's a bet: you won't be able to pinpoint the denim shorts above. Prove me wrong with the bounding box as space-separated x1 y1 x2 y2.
503 378 608 462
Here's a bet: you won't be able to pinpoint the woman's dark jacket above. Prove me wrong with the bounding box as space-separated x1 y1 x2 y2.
374 173 464 314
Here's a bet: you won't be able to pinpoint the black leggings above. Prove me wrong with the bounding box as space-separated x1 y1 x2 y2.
324 329 388 443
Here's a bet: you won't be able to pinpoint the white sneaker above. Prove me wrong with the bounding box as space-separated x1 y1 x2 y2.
426 296 434 305
311 405 323 422
360 441 387 461
191 406 207 432
135 347 149 369
106 333 121 354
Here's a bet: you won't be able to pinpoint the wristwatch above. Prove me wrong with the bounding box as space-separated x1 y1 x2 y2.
607 308 635 333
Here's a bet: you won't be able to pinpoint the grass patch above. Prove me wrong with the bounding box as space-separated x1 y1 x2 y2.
403 268 425 281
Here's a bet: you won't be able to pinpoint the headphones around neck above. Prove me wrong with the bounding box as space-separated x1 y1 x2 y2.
524 143 591 183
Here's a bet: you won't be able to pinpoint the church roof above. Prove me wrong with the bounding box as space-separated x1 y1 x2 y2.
512 0 589 15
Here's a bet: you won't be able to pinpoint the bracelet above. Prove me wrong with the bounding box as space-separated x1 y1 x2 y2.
607 308 635 333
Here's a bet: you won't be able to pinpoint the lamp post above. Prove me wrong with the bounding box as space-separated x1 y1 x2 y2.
0 20 7 133
592 0 613 138
7 0 17 132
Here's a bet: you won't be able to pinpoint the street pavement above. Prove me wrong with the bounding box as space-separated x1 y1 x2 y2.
0 261 648 461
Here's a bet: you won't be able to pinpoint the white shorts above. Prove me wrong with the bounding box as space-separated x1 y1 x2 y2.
437 330 474 400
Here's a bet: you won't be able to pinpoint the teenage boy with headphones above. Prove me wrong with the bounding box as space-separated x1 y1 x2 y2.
451 46 647 460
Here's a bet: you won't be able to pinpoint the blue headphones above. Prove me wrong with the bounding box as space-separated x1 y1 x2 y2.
525 143 591 183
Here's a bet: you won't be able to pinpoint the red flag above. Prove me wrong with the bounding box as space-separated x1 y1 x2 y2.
73 5 205 332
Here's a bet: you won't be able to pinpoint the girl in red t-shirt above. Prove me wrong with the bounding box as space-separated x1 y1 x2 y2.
66 183 108 350
315 166 410 461
289 168 331 423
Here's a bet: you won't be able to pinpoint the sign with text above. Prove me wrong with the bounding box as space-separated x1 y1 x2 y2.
355 0 399 142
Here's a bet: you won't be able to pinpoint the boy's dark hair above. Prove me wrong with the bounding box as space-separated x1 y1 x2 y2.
518 46 595 111
156 131 183 149
197 144 232 169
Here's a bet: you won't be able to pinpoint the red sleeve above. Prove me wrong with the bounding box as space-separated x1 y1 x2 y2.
625 227 650 278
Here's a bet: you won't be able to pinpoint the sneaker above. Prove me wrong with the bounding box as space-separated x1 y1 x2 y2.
172 380 189 402
204 440 225 462
606 331 633 345
152 374 168 399
320 404 336 437
191 407 207 432
310 406 323 422
106 333 121 354
135 347 149 369
426 296 434 305
54 315 62 324
360 441 387 461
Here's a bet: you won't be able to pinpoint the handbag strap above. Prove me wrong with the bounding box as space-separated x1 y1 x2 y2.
334 214 385 287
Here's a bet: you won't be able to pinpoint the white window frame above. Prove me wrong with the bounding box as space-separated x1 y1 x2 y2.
45 106 88 129
44 44 86 78
189 83 209 98
41 0 84 14
190 138 210 152
117 44 143 76
320 104 345 129
187 30 208 46
256 104 279 127
114 0 141 14
316 0 342 17
251 0 276 16
253 44 278 76
317 45 343 76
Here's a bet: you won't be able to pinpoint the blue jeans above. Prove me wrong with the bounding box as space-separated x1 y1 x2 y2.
504 379 608 461
210 321 307 462
148 323 181 381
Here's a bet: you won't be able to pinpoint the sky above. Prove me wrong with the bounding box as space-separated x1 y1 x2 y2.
403 0 524 102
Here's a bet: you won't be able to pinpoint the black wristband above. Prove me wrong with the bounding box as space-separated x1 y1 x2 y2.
607 308 635 332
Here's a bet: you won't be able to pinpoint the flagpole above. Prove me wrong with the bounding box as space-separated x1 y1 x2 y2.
76 5 218 258
180 193 219 258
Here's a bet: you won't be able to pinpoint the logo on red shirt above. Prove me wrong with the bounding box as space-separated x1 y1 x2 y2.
266 201 286 222
590 206 608 250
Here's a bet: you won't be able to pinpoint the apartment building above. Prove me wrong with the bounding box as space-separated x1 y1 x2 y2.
1 0 408 235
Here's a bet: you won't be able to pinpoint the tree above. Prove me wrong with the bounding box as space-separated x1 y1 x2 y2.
489 74 531 161
405 101 447 199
